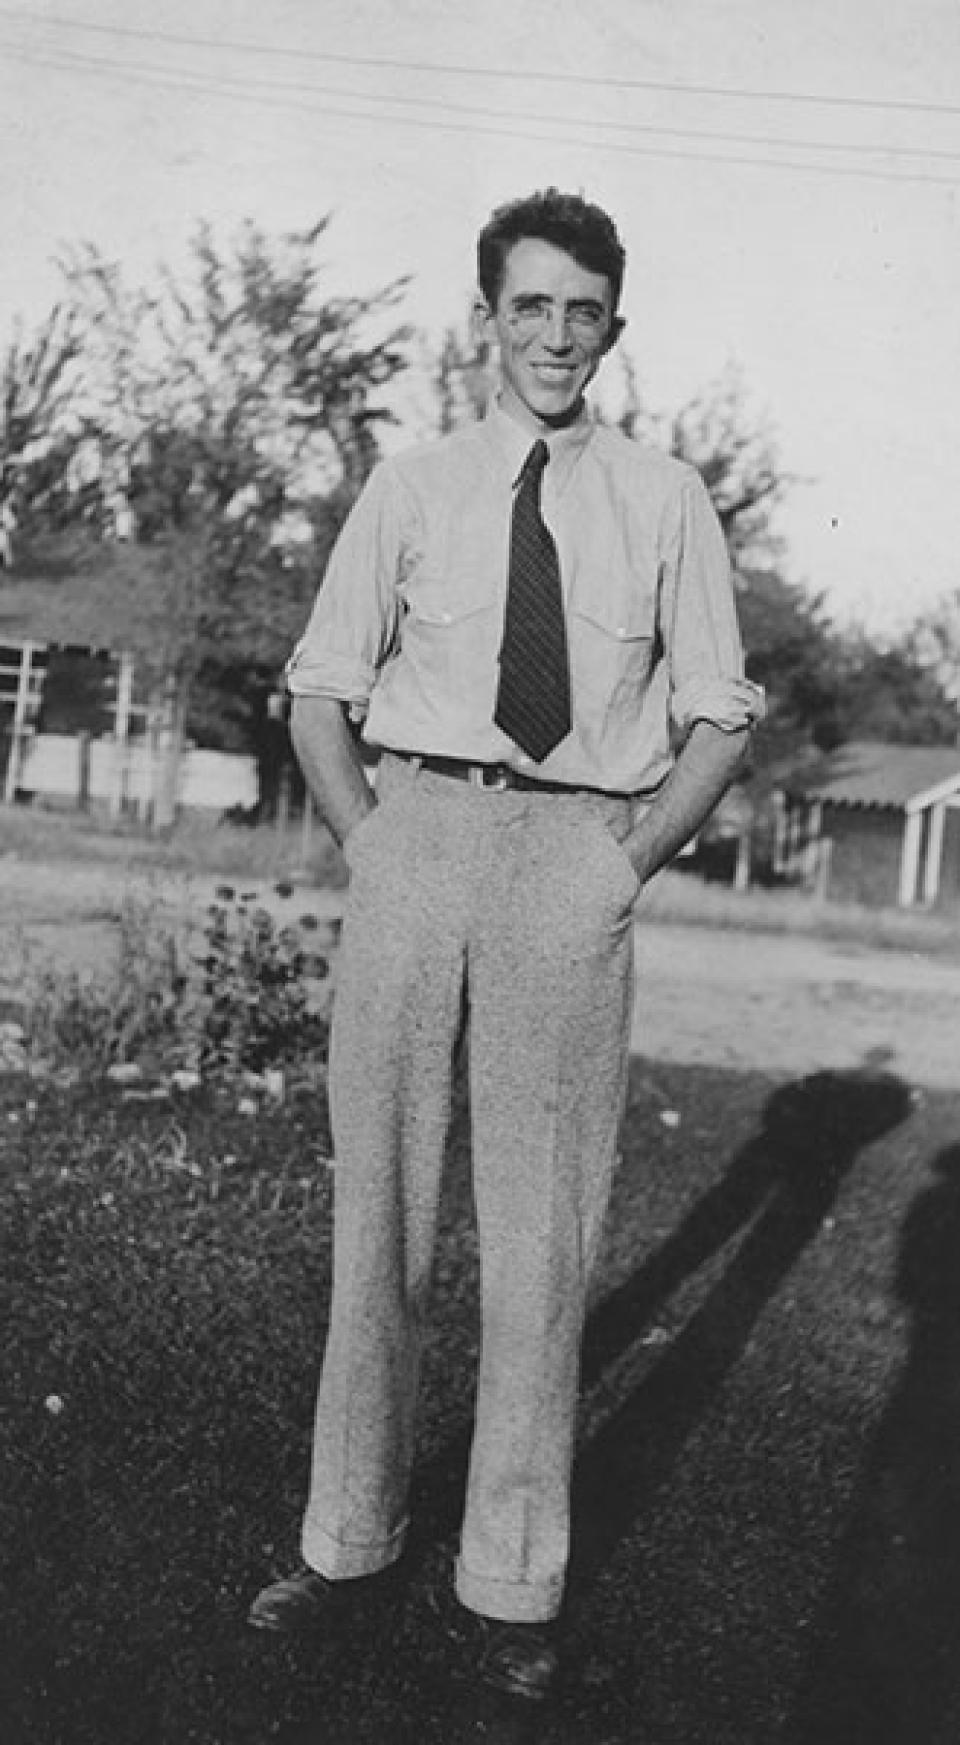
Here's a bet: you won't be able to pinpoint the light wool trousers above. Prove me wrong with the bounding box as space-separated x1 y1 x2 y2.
301 752 639 1622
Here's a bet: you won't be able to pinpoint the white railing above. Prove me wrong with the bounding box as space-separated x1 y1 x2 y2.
13 732 258 813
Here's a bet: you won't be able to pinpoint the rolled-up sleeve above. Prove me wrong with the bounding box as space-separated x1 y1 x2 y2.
285 462 404 708
662 468 765 734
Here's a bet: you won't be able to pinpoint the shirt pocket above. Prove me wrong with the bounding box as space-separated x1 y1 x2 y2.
403 576 494 631
398 571 499 690
568 586 659 716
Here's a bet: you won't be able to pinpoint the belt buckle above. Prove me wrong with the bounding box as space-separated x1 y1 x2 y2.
474 763 510 791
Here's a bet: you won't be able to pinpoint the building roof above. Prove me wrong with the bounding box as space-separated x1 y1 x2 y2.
0 573 100 645
787 740 960 813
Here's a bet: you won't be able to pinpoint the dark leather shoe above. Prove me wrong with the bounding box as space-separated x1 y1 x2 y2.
247 1561 401 1636
429 1583 561 1703
481 1625 560 1703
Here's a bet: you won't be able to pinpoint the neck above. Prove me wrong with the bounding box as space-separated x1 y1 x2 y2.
539 399 588 431
497 388 587 435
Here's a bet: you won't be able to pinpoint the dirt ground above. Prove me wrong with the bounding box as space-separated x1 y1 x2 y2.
3 856 957 1092
630 918 960 1091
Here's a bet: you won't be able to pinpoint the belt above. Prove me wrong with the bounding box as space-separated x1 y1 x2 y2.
396 751 624 798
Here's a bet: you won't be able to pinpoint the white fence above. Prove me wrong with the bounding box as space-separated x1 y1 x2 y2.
15 732 258 814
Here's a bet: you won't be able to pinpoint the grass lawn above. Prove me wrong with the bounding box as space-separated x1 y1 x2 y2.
3 1057 959 1744
0 802 346 889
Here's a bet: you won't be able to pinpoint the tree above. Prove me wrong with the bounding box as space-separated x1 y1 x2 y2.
733 566 844 761
56 216 411 586
830 625 960 747
609 356 789 573
432 326 493 433
7 219 413 817
907 588 960 729
0 305 83 563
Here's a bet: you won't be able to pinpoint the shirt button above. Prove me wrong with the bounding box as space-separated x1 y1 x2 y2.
518 753 533 768
616 626 628 639
441 611 452 624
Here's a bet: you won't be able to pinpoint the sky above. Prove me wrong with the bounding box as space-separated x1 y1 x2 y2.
1 0 959 636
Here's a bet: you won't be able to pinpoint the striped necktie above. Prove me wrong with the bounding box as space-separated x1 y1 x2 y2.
494 439 572 763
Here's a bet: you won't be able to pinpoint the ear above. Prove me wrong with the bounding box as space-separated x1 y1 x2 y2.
603 314 626 355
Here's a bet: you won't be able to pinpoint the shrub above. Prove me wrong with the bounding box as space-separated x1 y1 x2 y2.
24 896 190 1075
19 885 331 1083
185 884 330 1079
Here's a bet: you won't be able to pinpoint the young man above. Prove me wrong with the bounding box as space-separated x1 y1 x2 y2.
248 189 763 1701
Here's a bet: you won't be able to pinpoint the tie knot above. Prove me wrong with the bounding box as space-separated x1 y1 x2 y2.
519 440 550 486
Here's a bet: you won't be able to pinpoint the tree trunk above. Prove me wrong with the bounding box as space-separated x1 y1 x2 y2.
153 674 189 830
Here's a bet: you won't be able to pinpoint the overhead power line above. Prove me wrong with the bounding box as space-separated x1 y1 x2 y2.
2 36 959 190
1 3 959 121
3 30 959 167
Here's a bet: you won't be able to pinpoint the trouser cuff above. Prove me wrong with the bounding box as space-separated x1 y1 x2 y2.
301 1515 407 1580
454 1555 563 1624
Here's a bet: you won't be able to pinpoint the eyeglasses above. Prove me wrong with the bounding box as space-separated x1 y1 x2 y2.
505 302 609 342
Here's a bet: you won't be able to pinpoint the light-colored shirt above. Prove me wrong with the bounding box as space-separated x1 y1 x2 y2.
286 403 763 795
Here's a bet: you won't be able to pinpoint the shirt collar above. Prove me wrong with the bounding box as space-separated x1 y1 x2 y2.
483 399 595 493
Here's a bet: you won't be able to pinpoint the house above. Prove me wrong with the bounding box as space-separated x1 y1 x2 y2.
781 740 960 909
1 638 257 818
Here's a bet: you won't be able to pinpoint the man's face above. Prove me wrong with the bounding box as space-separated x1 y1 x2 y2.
478 237 621 431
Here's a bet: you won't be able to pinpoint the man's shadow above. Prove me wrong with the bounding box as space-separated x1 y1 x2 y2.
787 1140 960 1745
567 1063 912 1595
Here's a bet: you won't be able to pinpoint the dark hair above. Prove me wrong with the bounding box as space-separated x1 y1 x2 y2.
477 188 626 311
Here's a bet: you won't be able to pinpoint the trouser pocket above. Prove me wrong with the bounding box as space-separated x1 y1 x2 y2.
581 806 639 909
